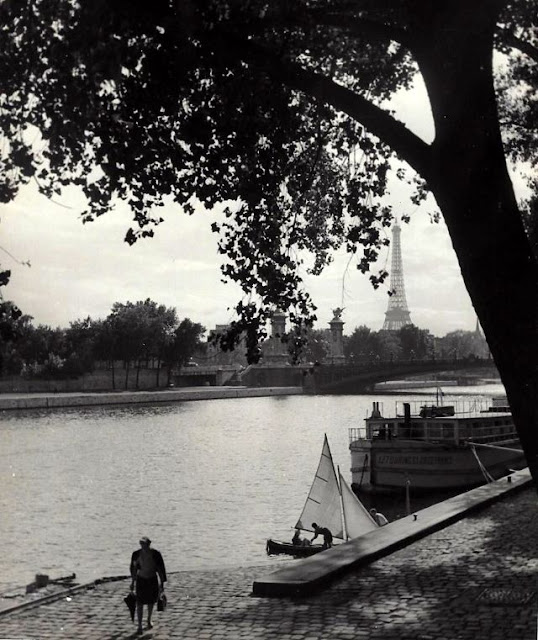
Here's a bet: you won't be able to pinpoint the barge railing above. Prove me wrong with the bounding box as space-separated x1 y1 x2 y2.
350 422 519 447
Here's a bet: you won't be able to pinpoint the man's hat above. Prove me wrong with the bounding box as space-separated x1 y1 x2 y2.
139 536 151 545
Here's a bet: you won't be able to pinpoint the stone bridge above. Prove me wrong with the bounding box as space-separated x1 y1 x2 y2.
307 357 495 394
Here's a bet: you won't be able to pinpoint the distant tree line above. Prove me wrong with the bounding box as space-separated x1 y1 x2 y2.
284 323 491 365
344 324 490 364
0 295 491 385
0 299 205 388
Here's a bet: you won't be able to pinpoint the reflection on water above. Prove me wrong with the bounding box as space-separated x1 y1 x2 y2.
0 385 504 592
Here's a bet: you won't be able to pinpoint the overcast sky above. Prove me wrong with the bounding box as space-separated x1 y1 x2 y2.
0 78 524 338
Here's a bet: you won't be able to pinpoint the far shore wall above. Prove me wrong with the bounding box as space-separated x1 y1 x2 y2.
0 368 171 394
241 365 307 388
0 365 304 393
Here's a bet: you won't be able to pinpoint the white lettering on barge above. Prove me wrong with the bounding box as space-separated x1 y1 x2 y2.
376 455 453 466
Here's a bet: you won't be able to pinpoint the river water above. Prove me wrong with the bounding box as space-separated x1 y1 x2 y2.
0 384 504 593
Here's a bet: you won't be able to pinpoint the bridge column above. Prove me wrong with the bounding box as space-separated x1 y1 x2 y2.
263 309 289 365
328 308 345 364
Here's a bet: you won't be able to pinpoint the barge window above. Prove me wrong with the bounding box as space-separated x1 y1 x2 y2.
442 424 454 439
395 421 411 438
428 424 442 440
457 422 469 439
408 425 422 439
371 423 393 439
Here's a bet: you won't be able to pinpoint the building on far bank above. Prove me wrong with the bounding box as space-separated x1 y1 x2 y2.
205 324 248 367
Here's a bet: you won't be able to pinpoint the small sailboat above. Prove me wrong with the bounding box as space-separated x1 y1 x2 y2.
266 434 378 557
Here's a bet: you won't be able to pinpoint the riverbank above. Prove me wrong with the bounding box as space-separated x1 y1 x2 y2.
0 385 304 411
1 470 536 639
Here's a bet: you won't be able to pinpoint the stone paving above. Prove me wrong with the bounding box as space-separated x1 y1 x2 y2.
2 488 538 640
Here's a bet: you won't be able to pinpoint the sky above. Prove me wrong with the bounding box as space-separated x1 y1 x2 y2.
0 78 525 338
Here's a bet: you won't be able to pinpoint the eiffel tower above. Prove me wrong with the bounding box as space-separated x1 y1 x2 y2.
382 221 412 331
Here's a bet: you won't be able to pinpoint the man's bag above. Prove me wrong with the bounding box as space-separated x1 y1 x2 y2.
157 591 167 612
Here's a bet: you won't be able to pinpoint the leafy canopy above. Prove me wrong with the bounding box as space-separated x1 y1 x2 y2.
0 0 536 358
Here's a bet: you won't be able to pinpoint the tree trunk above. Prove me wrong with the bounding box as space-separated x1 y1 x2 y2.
124 361 130 390
413 1 538 484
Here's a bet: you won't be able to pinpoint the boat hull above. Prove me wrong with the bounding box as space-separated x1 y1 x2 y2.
266 539 326 557
350 439 526 492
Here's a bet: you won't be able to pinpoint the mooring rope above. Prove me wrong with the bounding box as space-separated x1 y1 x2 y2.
470 445 495 483
466 441 523 454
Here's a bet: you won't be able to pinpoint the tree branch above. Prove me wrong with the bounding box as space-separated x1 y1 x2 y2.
240 9 411 50
305 12 411 49
498 27 538 63
220 36 431 179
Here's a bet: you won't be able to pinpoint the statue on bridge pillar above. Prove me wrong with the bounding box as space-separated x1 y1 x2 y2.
328 308 346 364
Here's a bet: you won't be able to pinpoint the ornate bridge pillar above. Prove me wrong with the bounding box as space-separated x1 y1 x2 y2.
263 309 289 365
328 308 345 364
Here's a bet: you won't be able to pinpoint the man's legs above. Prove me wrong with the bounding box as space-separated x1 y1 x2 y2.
147 602 154 628
136 602 144 634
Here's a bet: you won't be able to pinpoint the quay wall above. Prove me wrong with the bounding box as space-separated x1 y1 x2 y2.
241 365 308 388
0 369 172 394
0 367 240 394
0 386 304 411
0 365 303 394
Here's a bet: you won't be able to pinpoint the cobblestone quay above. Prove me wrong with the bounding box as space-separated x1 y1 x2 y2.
2 487 537 639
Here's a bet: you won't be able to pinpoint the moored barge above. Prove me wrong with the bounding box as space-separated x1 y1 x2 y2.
349 397 526 493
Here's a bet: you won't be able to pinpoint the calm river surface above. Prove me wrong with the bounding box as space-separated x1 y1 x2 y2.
0 384 504 593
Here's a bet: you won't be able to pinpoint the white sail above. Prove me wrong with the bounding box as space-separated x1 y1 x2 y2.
295 435 344 539
339 470 378 538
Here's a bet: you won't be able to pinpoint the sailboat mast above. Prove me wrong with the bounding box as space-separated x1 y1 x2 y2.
337 464 348 541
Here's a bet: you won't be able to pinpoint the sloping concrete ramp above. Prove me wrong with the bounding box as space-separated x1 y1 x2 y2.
252 468 532 597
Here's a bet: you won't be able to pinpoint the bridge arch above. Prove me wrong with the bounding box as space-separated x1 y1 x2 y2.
311 358 496 394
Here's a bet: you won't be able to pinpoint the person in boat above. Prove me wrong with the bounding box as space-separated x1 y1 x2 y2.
311 523 333 549
130 536 167 635
370 508 389 527
292 529 311 547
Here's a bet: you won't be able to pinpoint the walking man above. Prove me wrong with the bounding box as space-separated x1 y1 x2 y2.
130 536 167 635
